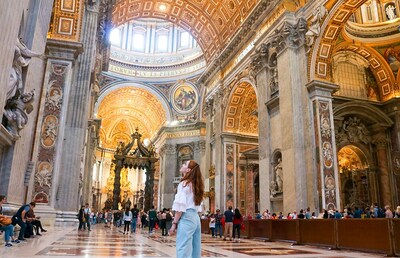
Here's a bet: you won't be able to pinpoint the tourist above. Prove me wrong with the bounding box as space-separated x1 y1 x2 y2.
209 214 216 237
168 160 204 258
214 209 223 238
83 203 91 231
394 206 400 218
130 204 139 233
12 201 36 240
0 195 20 247
232 208 243 242
123 207 132 234
223 206 234 241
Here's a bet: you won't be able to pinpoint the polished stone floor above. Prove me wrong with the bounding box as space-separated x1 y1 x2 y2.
0 225 384 257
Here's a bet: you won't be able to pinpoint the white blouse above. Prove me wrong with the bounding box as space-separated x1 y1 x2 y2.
172 181 202 213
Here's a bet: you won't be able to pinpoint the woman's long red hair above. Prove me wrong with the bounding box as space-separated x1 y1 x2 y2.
181 160 204 206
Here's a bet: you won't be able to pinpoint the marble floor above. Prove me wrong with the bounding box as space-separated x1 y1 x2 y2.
0 225 385 257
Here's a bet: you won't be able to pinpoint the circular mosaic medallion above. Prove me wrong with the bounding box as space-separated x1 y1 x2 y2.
171 83 198 114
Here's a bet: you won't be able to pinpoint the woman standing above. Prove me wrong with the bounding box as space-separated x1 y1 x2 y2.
168 160 204 258
232 208 243 242
123 208 132 234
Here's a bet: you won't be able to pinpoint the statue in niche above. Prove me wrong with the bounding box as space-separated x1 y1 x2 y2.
8 38 41 101
386 4 396 20
305 5 328 50
269 67 279 94
4 89 35 136
274 158 283 193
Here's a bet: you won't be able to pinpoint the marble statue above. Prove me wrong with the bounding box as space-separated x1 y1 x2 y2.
305 5 328 50
269 67 279 94
270 180 279 198
8 38 41 101
386 5 396 20
4 89 35 136
274 158 283 193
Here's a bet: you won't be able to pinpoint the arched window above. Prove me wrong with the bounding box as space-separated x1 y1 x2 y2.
180 31 190 48
155 28 169 53
110 28 121 46
131 27 146 52
333 52 374 100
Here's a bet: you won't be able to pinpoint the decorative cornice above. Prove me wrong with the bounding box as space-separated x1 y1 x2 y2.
198 0 280 84
46 39 83 61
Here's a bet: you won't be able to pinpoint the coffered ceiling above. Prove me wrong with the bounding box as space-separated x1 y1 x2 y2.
97 87 167 149
112 0 257 62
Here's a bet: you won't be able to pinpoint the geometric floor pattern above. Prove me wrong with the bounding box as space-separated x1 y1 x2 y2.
0 225 383 257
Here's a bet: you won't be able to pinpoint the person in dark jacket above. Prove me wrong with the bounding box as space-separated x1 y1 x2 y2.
78 206 86 230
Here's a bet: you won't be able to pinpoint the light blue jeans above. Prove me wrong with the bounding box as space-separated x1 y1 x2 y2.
131 218 137 232
176 209 201 258
0 224 14 243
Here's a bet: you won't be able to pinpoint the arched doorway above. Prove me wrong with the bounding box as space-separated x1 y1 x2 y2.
338 145 370 209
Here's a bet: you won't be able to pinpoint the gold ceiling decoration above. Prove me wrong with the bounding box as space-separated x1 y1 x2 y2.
112 0 257 62
224 82 258 135
48 0 84 41
312 0 368 81
97 87 167 149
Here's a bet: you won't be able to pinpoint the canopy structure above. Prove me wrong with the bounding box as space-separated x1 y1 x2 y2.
111 128 158 212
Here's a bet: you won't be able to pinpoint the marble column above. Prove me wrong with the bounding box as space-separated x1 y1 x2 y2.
193 140 206 169
275 17 309 212
33 40 82 226
373 132 392 207
250 44 271 212
246 164 256 216
112 159 123 210
55 2 100 214
306 80 340 212
82 119 101 206
212 89 224 210
161 143 177 208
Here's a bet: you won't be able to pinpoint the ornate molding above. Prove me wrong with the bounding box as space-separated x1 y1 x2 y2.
249 18 307 75
164 144 177 155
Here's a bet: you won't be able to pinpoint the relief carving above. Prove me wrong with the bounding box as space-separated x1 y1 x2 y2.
45 82 63 111
335 116 372 145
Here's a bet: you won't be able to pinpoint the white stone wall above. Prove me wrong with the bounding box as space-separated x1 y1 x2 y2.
0 1 53 204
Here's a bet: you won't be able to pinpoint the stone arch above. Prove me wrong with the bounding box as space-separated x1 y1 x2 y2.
333 42 396 101
96 82 173 121
309 0 369 81
333 102 393 127
95 84 172 149
223 81 258 135
337 144 373 208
